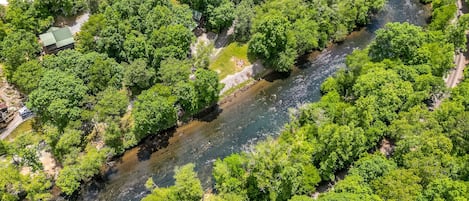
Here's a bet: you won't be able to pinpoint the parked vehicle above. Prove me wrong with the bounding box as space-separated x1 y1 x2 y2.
19 106 33 119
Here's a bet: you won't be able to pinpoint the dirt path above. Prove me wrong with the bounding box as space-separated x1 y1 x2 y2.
0 115 22 140
446 52 467 88
433 0 468 109
55 12 90 35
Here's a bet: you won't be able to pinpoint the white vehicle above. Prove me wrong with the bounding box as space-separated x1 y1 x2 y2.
18 106 33 119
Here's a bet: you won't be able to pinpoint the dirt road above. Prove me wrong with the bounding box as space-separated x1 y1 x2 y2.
446 53 467 88
0 115 23 140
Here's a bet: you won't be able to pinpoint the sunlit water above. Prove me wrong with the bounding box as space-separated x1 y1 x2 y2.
80 0 430 200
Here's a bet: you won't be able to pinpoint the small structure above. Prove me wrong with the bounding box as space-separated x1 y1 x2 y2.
192 10 205 34
39 26 75 54
0 103 13 129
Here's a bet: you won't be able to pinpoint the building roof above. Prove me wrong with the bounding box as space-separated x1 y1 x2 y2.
39 27 75 48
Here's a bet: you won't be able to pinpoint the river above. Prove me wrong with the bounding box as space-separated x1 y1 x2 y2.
81 0 430 200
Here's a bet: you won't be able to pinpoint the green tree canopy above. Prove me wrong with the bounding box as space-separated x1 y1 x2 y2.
0 29 41 79
133 84 177 139
27 70 87 130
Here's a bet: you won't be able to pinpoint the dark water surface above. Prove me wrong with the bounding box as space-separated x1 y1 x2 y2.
82 0 430 200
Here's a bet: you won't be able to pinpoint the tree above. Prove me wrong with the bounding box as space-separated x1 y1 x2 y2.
103 120 124 151
193 68 220 110
173 81 199 117
142 163 203 201
27 70 87 130
78 147 107 179
76 14 106 52
349 153 397 183
42 50 124 95
446 14 469 52
207 0 235 32
11 60 44 93
56 166 81 195
149 24 194 67
84 53 124 94
222 139 320 200
121 30 148 62
173 163 204 201
158 58 191 85
0 162 26 200
54 128 82 161
33 0 88 17
317 192 382 201
123 59 156 94
25 173 52 201
234 0 255 42
368 22 426 64
7 132 43 171
249 12 296 72
422 178 469 201
133 84 177 139
428 4 457 31
312 123 367 180
0 29 41 79
353 67 415 123
192 41 213 69
94 88 129 121
289 195 314 201
291 19 319 55
333 175 374 195
57 147 108 195
371 169 423 201
415 42 454 77
213 154 248 196
5 0 54 33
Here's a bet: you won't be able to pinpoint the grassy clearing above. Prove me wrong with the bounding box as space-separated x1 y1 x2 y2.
210 42 251 80
6 118 34 141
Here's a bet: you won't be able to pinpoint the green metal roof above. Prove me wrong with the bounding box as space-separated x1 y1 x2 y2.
39 26 75 48
39 32 56 46
56 38 75 48
47 27 60 32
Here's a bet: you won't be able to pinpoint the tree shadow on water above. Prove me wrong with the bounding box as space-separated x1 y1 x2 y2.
263 71 291 82
136 128 176 161
194 104 223 122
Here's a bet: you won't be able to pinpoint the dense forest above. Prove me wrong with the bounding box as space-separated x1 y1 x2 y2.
0 0 220 199
0 0 467 200
142 0 469 201
0 0 391 199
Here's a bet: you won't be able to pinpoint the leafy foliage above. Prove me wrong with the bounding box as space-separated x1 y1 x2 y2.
142 163 203 201
133 84 177 139
0 29 41 79
27 70 87 130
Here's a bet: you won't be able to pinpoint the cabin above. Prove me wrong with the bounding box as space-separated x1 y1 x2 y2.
39 26 75 54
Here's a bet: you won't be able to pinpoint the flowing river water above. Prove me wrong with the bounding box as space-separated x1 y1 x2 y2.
81 0 430 200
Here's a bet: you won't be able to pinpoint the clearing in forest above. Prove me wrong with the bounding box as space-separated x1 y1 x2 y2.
209 42 252 79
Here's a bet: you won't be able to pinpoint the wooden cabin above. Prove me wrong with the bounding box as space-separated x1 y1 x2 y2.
39 27 75 54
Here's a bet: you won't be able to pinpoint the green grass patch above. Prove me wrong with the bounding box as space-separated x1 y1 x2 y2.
210 42 251 80
6 118 34 141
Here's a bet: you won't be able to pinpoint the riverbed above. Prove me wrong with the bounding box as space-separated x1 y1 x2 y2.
81 0 430 200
